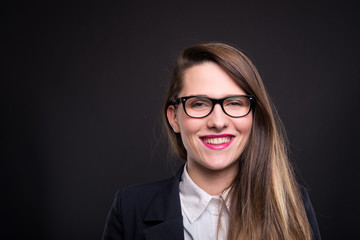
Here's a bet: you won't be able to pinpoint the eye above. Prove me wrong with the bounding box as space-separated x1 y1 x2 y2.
191 102 205 107
225 97 249 107
228 101 243 106
187 98 211 109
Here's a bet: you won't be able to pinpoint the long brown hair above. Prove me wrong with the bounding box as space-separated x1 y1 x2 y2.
163 43 312 240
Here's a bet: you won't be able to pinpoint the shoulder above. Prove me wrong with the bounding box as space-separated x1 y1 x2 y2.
299 186 316 217
120 166 184 197
108 176 179 230
126 177 174 193
299 186 311 207
117 178 174 203
114 167 184 212
103 167 184 239
299 186 322 240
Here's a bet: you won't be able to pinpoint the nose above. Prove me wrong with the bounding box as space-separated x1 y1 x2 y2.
206 103 229 130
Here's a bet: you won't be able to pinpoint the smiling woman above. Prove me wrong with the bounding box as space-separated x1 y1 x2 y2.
102 43 321 240
167 62 253 196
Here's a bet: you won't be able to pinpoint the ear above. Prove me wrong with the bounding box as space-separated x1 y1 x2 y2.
166 105 180 133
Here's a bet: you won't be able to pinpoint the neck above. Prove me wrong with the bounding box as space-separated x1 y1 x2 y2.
186 161 238 195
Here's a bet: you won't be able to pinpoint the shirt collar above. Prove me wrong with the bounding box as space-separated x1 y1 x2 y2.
179 164 231 223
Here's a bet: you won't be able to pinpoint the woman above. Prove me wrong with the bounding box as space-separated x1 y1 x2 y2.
102 43 321 240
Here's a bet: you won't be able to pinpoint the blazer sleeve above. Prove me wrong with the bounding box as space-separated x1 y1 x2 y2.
102 189 124 240
301 188 321 240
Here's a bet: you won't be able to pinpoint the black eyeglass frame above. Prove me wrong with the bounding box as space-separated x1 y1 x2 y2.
175 95 255 118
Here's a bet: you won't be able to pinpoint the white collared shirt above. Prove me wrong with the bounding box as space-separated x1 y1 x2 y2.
179 165 230 240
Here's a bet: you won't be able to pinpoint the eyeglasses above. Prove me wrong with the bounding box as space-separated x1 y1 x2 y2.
175 95 254 118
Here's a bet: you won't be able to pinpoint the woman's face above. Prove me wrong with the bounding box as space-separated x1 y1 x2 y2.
167 62 253 176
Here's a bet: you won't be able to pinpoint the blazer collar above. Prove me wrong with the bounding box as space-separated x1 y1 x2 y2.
143 166 184 240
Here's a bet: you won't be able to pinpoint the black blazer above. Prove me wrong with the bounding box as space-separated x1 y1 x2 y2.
102 167 321 240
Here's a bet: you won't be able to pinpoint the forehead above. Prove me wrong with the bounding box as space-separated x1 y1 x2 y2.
180 62 246 97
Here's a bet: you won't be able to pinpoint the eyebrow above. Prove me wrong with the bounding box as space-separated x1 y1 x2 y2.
181 94 247 98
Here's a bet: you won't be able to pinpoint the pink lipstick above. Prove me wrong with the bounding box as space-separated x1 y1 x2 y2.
200 134 234 150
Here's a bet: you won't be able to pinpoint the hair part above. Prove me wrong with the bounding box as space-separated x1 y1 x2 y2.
163 42 312 239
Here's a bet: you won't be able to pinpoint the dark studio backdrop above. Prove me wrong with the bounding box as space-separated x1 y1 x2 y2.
3 0 360 239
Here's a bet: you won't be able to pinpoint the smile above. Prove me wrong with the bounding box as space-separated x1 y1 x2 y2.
200 135 234 150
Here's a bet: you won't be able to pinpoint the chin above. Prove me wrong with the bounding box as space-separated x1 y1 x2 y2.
201 157 238 171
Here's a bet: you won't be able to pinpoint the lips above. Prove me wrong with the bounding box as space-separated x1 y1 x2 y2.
200 134 234 150
202 136 231 145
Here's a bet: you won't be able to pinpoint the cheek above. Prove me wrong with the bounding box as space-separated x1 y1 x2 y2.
235 116 253 136
178 119 203 148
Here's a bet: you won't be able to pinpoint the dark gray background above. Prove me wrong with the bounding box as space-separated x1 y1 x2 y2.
3 0 360 239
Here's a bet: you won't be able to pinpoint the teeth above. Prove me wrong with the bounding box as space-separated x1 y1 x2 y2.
203 137 231 145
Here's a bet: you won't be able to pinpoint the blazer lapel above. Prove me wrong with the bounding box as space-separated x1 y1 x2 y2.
144 217 184 240
143 167 184 240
